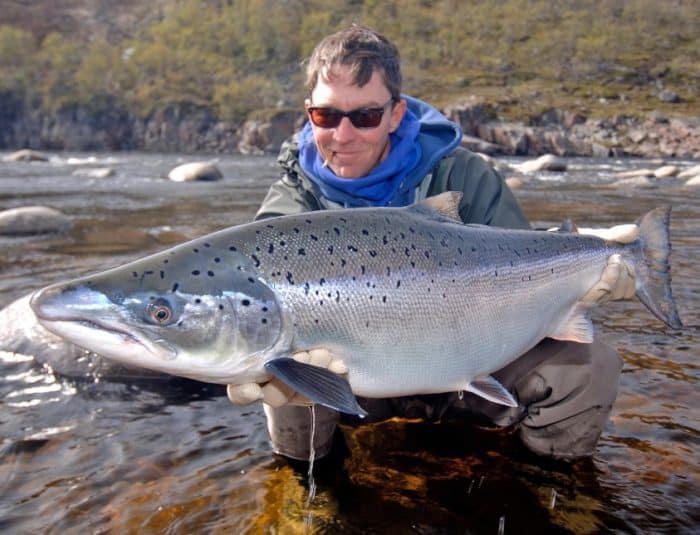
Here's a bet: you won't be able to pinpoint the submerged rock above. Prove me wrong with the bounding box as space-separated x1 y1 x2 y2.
167 162 223 182
0 206 72 235
3 149 49 162
72 167 115 178
513 154 567 174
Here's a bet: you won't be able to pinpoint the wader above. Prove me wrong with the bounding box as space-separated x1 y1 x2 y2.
263 339 622 461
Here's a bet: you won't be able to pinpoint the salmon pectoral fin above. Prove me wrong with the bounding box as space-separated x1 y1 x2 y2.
465 375 519 407
549 305 595 344
264 357 368 418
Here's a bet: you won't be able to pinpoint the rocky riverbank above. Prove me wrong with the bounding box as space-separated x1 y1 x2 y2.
1 99 698 160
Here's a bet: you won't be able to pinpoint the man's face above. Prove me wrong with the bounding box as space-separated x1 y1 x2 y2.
306 65 406 179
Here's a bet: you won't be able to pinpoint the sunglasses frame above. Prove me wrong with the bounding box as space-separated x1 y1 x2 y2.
306 99 395 129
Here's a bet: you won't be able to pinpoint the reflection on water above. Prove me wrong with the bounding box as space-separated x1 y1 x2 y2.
0 152 698 533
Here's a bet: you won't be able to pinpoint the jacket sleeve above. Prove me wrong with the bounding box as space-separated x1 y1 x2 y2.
429 148 530 229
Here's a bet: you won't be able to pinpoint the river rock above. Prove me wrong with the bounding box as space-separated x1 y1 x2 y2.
678 164 700 179
167 162 222 182
460 134 502 155
513 154 567 174
653 165 680 178
685 175 700 186
612 176 655 188
3 149 49 162
72 167 115 178
0 294 171 380
0 206 72 235
615 168 655 178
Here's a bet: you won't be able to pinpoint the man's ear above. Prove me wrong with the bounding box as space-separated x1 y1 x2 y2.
304 98 311 111
389 99 407 132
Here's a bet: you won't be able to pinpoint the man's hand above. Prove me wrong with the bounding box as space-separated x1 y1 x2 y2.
580 253 636 305
548 222 638 305
226 348 348 408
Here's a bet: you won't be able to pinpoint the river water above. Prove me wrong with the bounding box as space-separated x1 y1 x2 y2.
0 152 698 534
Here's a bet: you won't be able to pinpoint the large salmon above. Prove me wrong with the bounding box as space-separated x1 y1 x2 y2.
30 193 681 416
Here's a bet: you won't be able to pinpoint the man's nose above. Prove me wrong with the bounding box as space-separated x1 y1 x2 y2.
333 116 356 141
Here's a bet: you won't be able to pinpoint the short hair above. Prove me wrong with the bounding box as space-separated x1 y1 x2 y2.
306 25 402 102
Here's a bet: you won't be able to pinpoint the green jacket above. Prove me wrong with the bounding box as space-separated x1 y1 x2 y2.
256 135 529 230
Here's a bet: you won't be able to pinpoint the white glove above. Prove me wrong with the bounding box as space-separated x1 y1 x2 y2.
548 222 637 305
226 348 348 408
580 253 636 305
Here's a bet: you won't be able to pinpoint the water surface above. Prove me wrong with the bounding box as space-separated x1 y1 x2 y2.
1 152 697 533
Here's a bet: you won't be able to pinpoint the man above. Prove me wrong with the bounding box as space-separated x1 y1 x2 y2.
227 25 634 461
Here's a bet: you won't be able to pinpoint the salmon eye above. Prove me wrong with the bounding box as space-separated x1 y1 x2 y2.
147 299 173 324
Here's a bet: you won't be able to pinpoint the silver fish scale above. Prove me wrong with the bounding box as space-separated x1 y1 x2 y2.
227 208 614 398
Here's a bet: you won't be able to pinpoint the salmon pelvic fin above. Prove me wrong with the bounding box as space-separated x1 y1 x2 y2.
635 206 682 329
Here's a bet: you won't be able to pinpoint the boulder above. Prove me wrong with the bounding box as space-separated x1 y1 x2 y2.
513 154 567 174
685 175 700 186
653 165 680 179
0 206 72 235
72 167 115 178
678 164 700 179
612 176 655 188
167 162 222 182
3 149 49 162
614 168 655 178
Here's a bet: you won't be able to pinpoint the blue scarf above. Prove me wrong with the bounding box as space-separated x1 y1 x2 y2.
298 109 423 207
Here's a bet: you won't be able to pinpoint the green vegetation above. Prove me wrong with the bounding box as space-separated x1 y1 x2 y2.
0 0 698 123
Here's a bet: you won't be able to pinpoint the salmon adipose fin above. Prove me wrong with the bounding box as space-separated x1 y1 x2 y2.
634 206 682 329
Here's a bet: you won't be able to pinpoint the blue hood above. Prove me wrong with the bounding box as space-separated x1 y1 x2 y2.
402 95 463 186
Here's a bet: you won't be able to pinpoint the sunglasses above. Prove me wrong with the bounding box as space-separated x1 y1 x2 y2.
307 99 394 129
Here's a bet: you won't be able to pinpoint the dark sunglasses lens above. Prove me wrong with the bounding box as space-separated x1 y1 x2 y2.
349 109 384 128
309 108 342 128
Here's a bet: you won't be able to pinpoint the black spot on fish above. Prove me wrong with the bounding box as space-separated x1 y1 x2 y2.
286 272 295 285
219 304 224 310
328 245 334 254
261 318 267 324
298 248 306 256
241 299 250 306
192 270 200 276
310 234 318 241
293 227 300 233
382 296 387 303
214 257 220 263
304 282 310 295
255 246 261 252
396 280 401 288
348 245 358 252
386 267 391 276
262 306 268 312
424 251 430 259
340 258 347 267
229 246 237 251
251 254 260 267
268 244 274 254
471 246 477 252
362 229 369 235
163 259 169 264
279 240 286 246
208 271 215 277
305 219 312 224
369 250 377 257
340 217 347 223
195 298 201 304
333 227 340 235
319 277 326 286
132 272 138 278
248 277 255 284
193 248 199 253
361 265 366 275
172 283 179 292
160 271 165 279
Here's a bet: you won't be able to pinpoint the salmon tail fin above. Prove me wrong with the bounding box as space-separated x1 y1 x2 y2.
635 206 682 329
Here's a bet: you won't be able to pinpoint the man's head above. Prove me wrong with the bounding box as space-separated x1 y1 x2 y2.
305 25 402 101
304 26 407 179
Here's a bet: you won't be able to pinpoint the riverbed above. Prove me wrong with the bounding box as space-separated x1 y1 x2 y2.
1 152 698 533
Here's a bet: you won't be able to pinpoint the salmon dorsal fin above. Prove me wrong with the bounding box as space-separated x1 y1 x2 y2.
413 192 463 222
